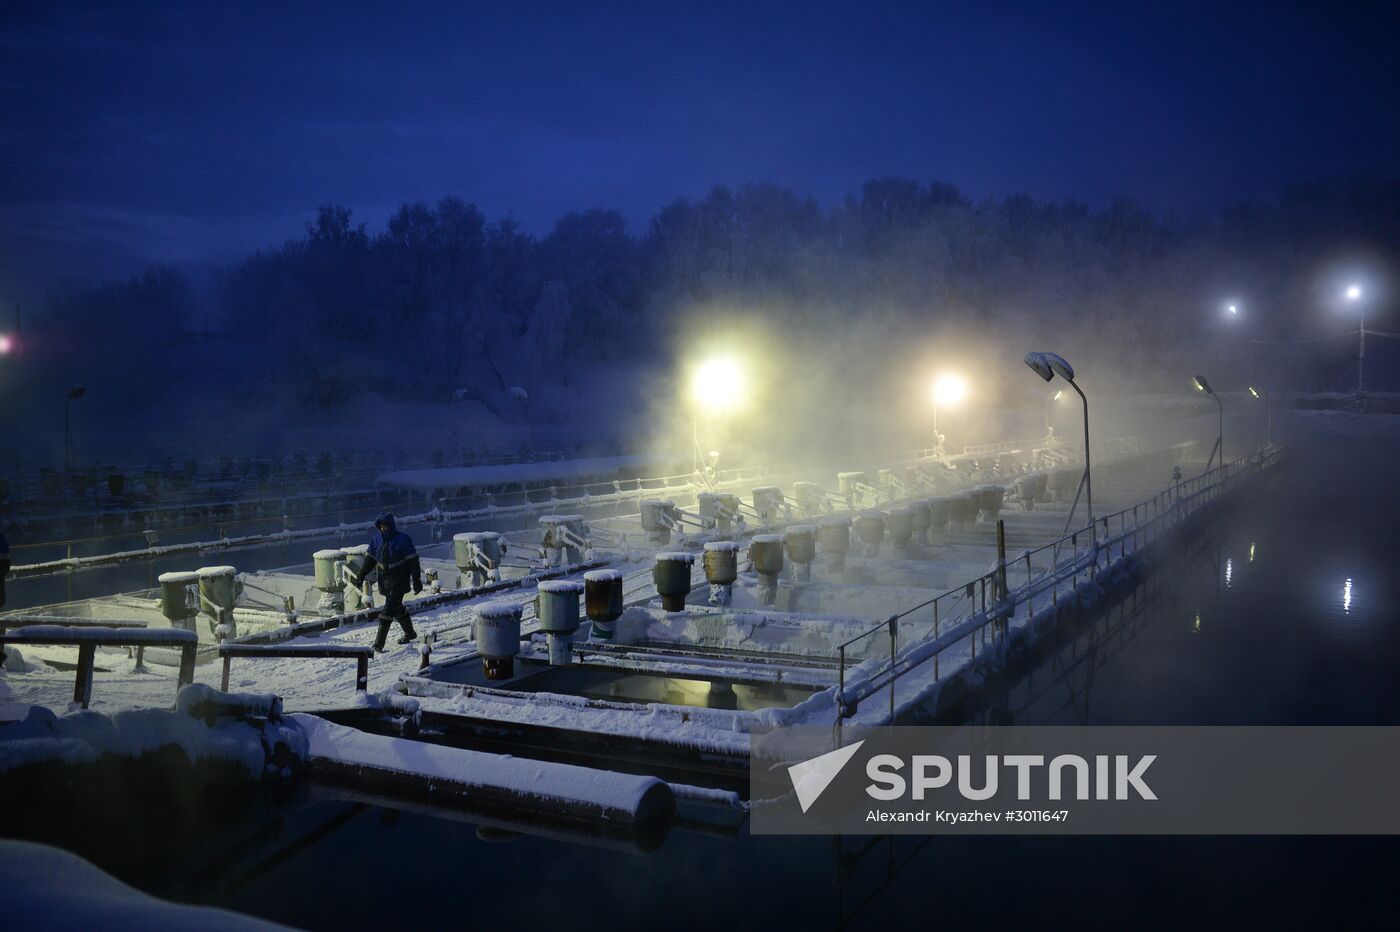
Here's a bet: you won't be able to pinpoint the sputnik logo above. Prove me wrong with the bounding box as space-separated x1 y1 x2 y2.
787 740 866 813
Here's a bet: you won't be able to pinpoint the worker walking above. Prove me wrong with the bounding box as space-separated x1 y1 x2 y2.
352 512 421 651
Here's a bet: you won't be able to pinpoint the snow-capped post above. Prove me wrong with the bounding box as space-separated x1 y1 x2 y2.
887 507 914 556
855 510 886 558
784 525 816 581
454 532 504 588
475 601 523 679
537 580 584 665
703 541 740 605
926 497 951 544
750 535 784 606
653 552 694 612
313 550 346 616
640 499 676 545
818 515 851 573
158 571 200 632
197 565 237 641
584 569 624 640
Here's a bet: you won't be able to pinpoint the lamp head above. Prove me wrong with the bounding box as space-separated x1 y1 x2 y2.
1192 375 1214 396
68 385 86 400
1248 386 1261 399
1043 353 1075 382
1024 352 1054 382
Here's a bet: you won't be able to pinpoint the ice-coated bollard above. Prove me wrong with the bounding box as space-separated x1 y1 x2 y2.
818 515 851 573
784 525 816 582
653 552 695 612
750 535 785 606
703 541 741 605
584 569 624 641
854 510 887 558
537 579 583 666
476 601 523 680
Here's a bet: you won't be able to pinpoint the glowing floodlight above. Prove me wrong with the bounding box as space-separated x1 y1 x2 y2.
930 373 967 408
691 357 744 413
0 334 11 354
1192 375 1214 395
1345 284 1362 301
1248 386 1260 399
1228 304 1238 315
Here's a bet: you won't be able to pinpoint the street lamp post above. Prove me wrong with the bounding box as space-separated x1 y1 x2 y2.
1248 386 1271 447
1192 375 1223 470
1024 352 1092 530
1346 284 1365 396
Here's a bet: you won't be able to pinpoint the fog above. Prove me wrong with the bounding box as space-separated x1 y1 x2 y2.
4 176 1397 472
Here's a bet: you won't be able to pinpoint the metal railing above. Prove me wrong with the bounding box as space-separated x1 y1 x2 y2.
5 462 785 580
834 443 1283 726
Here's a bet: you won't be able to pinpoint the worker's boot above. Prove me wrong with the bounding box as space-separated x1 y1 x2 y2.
373 619 392 653
396 616 418 645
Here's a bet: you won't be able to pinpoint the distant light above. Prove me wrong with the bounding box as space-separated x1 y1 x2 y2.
1052 389 1064 401
1345 284 1362 301
1343 578 1353 613
1249 542 1256 563
1227 304 1238 315
691 357 744 413
0 334 11 354
1192 612 1201 634
1248 386 1261 399
1192 375 1214 395
1225 558 1233 588
930 373 968 407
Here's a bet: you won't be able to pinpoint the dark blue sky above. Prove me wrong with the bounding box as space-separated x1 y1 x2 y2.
2 0 1397 304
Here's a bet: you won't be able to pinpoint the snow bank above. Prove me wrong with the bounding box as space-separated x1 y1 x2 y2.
1 839 291 930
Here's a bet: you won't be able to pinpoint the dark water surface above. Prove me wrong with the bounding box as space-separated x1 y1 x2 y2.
34 417 1400 928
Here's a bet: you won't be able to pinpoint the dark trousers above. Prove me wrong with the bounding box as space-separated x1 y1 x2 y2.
373 587 416 649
